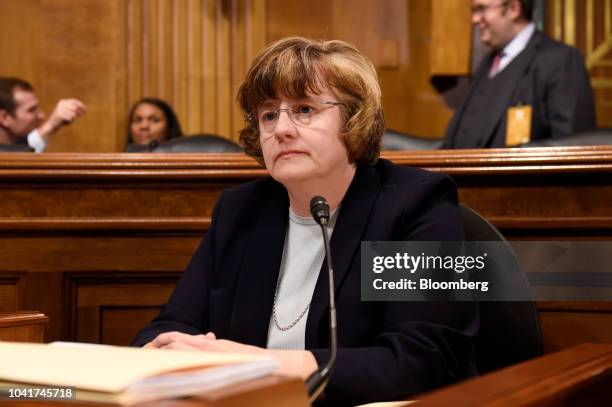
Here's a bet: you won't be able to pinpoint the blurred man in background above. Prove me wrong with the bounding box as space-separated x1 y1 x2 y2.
444 0 595 149
0 77 86 152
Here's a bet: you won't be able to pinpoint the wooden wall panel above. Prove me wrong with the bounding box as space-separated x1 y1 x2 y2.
0 274 24 312
1 0 609 150
266 0 332 40
0 237 201 273
0 284 18 311
266 0 451 138
0 0 264 151
126 0 265 143
0 1 41 83
548 0 612 128
0 186 220 219
394 0 452 137
19 272 65 342
430 0 472 76
0 235 200 342
69 274 178 344
0 0 127 153
101 307 162 345
538 302 612 353
0 324 45 343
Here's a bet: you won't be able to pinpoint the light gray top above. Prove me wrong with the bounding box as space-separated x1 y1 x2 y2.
266 207 338 350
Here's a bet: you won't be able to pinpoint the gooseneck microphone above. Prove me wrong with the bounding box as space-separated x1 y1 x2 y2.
306 196 337 401
310 196 330 226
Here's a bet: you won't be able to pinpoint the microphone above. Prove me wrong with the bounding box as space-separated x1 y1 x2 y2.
310 196 330 226
306 196 337 401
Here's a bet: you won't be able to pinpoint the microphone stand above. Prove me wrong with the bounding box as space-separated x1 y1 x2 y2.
306 197 338 402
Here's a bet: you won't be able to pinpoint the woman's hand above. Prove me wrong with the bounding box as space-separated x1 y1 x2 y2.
146 331 264 354
144 331 318 379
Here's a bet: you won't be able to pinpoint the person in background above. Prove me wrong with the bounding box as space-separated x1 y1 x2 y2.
132 37 478 405
125 98 182 151
0 77 86 152
444 0 595 149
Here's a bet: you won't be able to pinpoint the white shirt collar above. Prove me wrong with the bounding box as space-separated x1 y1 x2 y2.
492 22 536 76
501 22 536 60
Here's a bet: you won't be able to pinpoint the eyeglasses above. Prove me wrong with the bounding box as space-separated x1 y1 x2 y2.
471 1 509 16
247 100 341 134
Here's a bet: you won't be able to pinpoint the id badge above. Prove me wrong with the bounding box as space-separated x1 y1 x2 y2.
505 105 532 146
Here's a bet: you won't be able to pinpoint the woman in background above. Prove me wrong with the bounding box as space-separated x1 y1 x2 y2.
125 98 182 150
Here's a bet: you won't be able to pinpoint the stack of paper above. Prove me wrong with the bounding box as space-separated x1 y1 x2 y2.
0 341 277 405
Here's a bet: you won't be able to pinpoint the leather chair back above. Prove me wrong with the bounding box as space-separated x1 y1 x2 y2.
382 130 443 150
125 141 157 152
459 204 543 373
522 128 612 147
153 134 242 153
0 143 33 152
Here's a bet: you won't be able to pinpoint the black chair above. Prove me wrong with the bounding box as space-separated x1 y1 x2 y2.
459 204 543 374
153 134 242 153
0 142 33 152
124 141 158 152
522 128 612 147
382 129 443 150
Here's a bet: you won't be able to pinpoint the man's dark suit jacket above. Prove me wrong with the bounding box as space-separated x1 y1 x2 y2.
132 158 479 405
444 30 595 149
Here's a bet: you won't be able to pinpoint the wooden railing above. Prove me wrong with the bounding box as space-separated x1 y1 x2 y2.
0 311 48 343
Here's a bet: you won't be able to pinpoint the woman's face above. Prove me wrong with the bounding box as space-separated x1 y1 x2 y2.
130 103 169 145
258 87 351 187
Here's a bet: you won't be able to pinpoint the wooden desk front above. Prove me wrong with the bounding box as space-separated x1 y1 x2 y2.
0 147 611 349
0 311 48 343
5 344 611 406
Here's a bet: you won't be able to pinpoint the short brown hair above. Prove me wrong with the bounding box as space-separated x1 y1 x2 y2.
0 77 34 115
237 37 384 166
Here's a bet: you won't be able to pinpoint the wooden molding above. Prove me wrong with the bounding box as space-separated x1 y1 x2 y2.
416 343 612 406
0 311 48 328
0 147 612 177
0 218 211 232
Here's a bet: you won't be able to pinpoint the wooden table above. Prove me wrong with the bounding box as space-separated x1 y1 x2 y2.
4 343 612 406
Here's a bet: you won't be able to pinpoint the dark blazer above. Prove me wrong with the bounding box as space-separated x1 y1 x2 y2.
132 159 479 405
444 30 595 149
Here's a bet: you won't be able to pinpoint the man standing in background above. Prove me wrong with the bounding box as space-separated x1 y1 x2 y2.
0 77 86 152
444 0 595 149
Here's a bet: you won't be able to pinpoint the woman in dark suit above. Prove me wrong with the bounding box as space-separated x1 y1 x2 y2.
132 37 478 405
